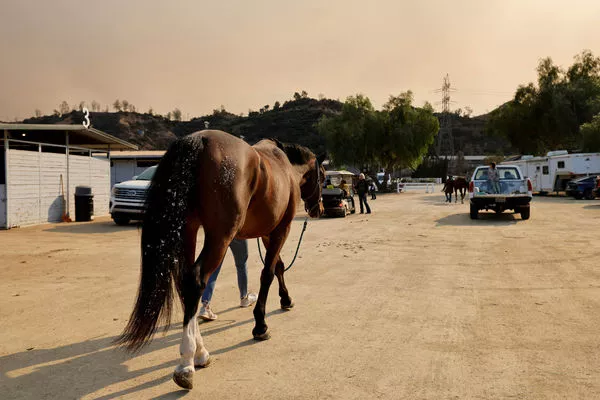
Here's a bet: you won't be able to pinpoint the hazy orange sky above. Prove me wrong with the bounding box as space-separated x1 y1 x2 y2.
1 0 599 121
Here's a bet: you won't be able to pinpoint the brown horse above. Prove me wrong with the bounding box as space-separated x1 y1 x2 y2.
453 176 469 204
117 130 325 389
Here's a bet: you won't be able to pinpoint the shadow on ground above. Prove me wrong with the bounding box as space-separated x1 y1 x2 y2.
420 194 468 207
44 220 141 234
1 309 286 400
436 212 521 226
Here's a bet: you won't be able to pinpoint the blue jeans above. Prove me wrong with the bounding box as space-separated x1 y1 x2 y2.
201 238 249 304
488 180 500 194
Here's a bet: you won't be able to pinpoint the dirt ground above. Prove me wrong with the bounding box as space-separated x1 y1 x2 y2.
1 191 600 399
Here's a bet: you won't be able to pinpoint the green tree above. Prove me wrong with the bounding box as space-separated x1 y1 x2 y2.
122 100 130 112
581 113 600 152
113 99 122 112
273 101 281 110
377 94 439 185
318 92 439 188
172 108 182 121
488 50 600 154
34 109 42 118
59 101 70 115
318 94 378 170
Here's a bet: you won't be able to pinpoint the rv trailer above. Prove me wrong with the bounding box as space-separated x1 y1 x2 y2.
501 151 600 193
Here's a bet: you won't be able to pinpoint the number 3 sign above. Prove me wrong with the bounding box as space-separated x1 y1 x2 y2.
82 107 91 129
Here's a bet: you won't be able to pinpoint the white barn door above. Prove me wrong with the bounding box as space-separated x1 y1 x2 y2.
7 148 110 227
7 149 41 227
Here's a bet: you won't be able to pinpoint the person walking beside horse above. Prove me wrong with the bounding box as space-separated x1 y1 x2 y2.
442 176 454 203
198 238 258 321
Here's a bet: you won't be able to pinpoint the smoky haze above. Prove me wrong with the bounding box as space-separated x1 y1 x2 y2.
1 0 599 121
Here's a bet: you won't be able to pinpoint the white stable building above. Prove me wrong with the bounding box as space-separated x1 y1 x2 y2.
1 124 137 229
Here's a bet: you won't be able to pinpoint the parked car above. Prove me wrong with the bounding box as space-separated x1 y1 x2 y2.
109 165 156 225
566 175 598 200
469 165 533 220
594 176 600 198
321 170 356 217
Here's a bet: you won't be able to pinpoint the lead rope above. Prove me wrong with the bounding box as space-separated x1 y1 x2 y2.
257 216 309 272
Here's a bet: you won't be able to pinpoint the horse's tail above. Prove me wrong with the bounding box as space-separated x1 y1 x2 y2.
116 135 203 352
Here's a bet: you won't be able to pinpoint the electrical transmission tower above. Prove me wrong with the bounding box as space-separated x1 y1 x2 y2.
434 74 455 157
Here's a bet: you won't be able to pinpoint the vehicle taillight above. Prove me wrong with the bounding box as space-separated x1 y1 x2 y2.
527 179 533 192
596 177 600 188
469 181 474 192
339 202 344 207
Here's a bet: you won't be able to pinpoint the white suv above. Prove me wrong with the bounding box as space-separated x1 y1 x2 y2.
109 165 156 225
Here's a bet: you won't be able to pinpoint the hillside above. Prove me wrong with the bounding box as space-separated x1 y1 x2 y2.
20 97 511 156
443 113 515 155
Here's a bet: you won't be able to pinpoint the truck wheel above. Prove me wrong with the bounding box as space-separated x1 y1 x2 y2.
584 189 595 200
469 204 478 219
113 215 130 226
520 207 531 220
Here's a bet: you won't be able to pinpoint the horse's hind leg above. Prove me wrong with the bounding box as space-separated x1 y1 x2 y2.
173 231 230 390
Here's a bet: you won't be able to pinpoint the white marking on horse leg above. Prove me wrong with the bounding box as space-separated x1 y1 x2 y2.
176 315 197 374
194 328 210 367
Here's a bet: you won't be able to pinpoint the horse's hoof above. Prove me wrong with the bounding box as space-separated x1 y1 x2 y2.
253 330 271 341
194 356 211 369
281 300 295 310
173 370 194 390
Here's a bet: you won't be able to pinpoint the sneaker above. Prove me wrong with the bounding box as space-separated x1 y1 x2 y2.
240 293 258 308
199 303 217 321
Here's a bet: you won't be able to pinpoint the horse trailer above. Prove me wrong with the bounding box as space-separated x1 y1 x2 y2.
502 151 600 193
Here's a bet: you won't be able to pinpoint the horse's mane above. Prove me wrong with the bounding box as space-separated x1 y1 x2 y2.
268 138 315 166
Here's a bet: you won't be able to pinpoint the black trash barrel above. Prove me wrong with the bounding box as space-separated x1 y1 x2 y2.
74 186 94 222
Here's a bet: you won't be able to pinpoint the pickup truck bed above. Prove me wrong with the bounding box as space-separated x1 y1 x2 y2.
469 165 533 220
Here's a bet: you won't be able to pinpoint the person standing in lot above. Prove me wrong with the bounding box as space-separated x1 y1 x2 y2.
355 173 371 214
488 162 501 194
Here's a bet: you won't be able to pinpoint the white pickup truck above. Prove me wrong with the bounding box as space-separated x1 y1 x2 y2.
109 165 156 225
469 165 533 220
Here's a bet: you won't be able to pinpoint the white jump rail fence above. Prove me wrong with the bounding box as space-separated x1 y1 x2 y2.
396 182 436 193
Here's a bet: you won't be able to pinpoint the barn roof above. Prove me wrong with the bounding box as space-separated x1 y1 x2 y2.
110 150 166 159
0 123 137 150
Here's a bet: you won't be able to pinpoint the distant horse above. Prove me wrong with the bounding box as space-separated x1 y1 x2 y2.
117 130 325 390
453 176 469 204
